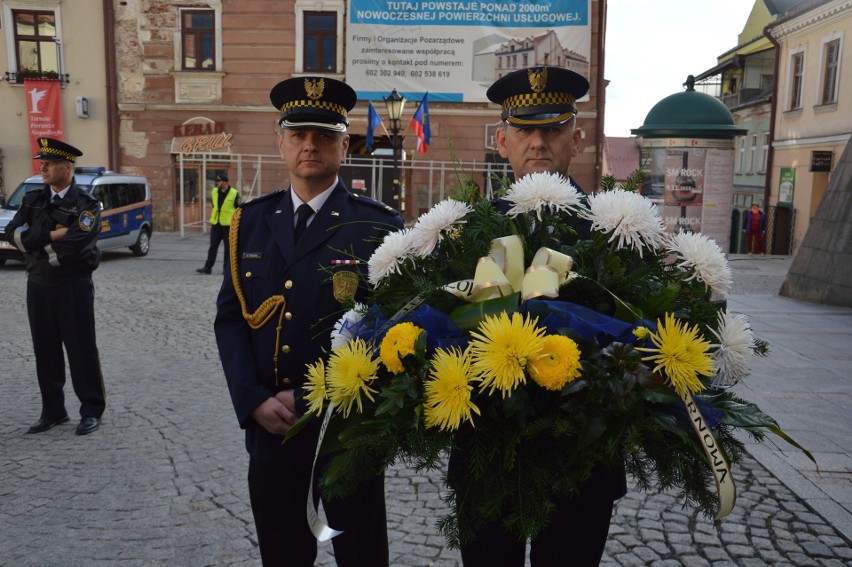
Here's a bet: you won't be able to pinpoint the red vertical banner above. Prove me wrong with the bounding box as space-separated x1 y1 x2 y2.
25 79 65 174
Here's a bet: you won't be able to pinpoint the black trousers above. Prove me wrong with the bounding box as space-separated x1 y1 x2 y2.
203 223 230 272
460 489 616 567
247 430 388 567
26 277 106 420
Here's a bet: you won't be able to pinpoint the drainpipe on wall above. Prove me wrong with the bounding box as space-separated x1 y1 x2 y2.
103 0 120 170
763 20 781 211
594 0 607 192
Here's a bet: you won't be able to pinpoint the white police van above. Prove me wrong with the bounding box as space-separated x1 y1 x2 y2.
0 167 153 265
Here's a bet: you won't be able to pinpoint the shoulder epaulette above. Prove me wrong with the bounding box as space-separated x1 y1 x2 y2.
350 192 399 216
240 189 284 207
77 190 98 203
23 188 47 205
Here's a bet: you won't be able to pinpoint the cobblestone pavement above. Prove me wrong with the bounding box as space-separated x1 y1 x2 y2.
0 238 849 566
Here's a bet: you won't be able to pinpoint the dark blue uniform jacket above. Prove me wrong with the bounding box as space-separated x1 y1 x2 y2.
214 180 403 461
5 180 101 283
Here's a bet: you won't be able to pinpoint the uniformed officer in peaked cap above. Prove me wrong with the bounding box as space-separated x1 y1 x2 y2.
5 137 106 437
270 76 358 132
487 65 589 129
482 66 593 183
450 68 627 567
215 76 401 567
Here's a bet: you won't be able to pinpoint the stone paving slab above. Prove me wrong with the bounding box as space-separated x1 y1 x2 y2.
0 236 849 565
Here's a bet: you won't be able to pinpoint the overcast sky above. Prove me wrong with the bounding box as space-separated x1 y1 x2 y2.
604 0 758 138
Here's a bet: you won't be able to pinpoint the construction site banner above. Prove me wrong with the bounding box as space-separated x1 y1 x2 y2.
347 0 591 102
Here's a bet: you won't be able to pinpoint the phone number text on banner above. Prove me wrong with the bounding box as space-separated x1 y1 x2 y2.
347 0 591 102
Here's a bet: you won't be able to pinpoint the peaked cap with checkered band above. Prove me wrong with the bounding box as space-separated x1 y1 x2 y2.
270 76 357 132
33 137 83 162
486 66 589 128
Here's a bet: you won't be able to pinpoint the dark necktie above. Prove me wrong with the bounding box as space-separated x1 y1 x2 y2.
52 194 62 205
294 204 313 242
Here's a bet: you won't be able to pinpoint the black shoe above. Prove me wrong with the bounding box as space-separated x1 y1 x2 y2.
75 417 101 436
196 267 211 274
27 415 70 434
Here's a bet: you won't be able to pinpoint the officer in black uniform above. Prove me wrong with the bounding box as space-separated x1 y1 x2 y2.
6 137 106 436
214 77 403 567
449 67 627 567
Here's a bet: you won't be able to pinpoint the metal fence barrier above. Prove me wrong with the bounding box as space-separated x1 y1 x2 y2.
176 152 512 235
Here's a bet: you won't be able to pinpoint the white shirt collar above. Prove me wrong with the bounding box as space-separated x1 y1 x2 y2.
290 178 338 215
52 185 71 199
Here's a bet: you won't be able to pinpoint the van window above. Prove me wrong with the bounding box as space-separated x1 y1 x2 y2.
92 183 146 210
91 185 110 209
122 183 147 206
4 183 43 210
104 183 146 208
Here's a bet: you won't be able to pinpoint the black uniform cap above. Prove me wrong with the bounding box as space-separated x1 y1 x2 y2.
486 66 589 129
215 172 229 182
33 137 83 162
270 77 357 133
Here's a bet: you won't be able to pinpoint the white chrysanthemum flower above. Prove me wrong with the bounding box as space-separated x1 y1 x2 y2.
409 199 472 257
709 310 755 387
583 189 666 257
504 172 584 220
330 302 367 350
667 232 733 296
367 228 414 287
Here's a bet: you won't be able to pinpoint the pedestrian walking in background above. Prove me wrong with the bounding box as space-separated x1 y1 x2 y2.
5 137 106 436
744 202 766 255
197 172 239 274
214 76 403 566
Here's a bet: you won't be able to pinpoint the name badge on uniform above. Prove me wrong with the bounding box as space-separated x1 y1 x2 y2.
332 271 359 303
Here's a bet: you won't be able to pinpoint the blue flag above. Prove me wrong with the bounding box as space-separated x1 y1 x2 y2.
410 92 430 154
366 101 381 151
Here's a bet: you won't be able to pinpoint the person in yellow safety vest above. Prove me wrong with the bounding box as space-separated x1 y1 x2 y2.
197 172 240 274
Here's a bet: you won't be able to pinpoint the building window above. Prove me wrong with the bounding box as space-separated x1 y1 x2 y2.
181 10 215 70
304 12 336 72
736 136 745 174
761 133 769 174
749 134 758 174
11 9 58 75
790 51 804 110
821 39 840 104
294 0 344 75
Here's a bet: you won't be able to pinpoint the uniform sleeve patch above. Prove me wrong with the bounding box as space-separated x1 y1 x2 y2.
79 210 96 232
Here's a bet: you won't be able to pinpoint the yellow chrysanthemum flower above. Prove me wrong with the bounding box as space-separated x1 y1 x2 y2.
632 326 650 341
528 335 583 391
469 311 547 398
380 322 423 374
326 338 381 418
637 313 715 397
303 359 327 415
423 347 481 431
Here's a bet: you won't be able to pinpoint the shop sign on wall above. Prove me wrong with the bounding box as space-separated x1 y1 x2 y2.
171 117 232 154
810 151 832 172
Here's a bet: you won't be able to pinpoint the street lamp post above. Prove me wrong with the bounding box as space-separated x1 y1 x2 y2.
383 89 407 208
